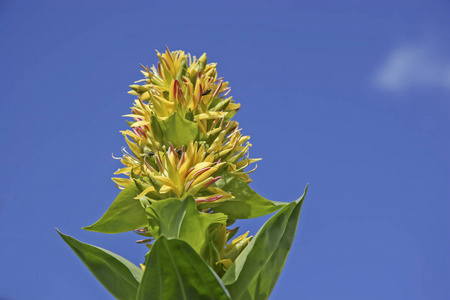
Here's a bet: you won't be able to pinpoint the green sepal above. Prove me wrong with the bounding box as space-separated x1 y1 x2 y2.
209 97 230 112
224 110 237 121
221 186 307 300
57 229 142 300
137 236 231 300
198 171 288 219
145 196 227 253
176 58 188 81
82 182 147 234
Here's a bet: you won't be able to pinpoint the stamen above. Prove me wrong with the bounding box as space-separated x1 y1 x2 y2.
168 142 176 156
111 153 121 160
139 64 150 76
193 167 211 178
185 166 196 177
213 80 223 98
245 164 258 174
203 176 221 187
165 46 173 62
173 79 178 103
228 127 242 138
222 87 231 97
157 62 162 77
136 239 152 244
136 127 147 138
161 57 171 71
121 147 139 163
185 179 195 192
132 128 140 137
177 151 185 170
154 148 164 172
195 194 223 203
144 156 154 172
198 84 203 103
178 85 187 106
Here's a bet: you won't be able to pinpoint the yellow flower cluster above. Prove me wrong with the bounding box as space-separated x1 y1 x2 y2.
113 48 260 205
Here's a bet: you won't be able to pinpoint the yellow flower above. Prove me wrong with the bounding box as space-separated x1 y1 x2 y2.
128 48 239 124
113 141 233 205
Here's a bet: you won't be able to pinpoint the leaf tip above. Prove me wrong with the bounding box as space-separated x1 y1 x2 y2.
55 228 68 241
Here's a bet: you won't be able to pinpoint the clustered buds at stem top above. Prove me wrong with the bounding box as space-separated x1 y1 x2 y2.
113 49 259 203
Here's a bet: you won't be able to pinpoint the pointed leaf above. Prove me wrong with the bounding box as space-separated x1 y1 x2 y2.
57 230 142 300
137 237 230 300
198 172 288 219
146 196 227 253
221 186 307 300
152 112 199 148
83 182 147 233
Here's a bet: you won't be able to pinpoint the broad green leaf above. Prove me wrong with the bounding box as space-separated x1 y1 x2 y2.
152 112 199 148
221 186 307 300
82 182 147 234
137 237 230 300
146 196 227 253
198 172 288 219
145 197 186 238
57 230 142 300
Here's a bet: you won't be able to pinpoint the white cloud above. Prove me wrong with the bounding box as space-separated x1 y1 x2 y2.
373 42 450 91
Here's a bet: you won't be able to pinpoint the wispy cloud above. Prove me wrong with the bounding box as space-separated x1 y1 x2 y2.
373 42 450 91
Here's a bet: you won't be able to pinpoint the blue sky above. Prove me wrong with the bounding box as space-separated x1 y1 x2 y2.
1 1 449 299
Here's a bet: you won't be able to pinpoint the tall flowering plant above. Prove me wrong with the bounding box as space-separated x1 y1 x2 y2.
58 48 307 300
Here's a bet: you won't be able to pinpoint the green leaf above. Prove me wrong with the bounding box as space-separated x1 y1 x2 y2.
146 196 227 253
198 172 288 219
221 186 307 300
82 182 147 234
150 113 164 144
137 236 230 300
57 229 142 300
151 112 199 148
